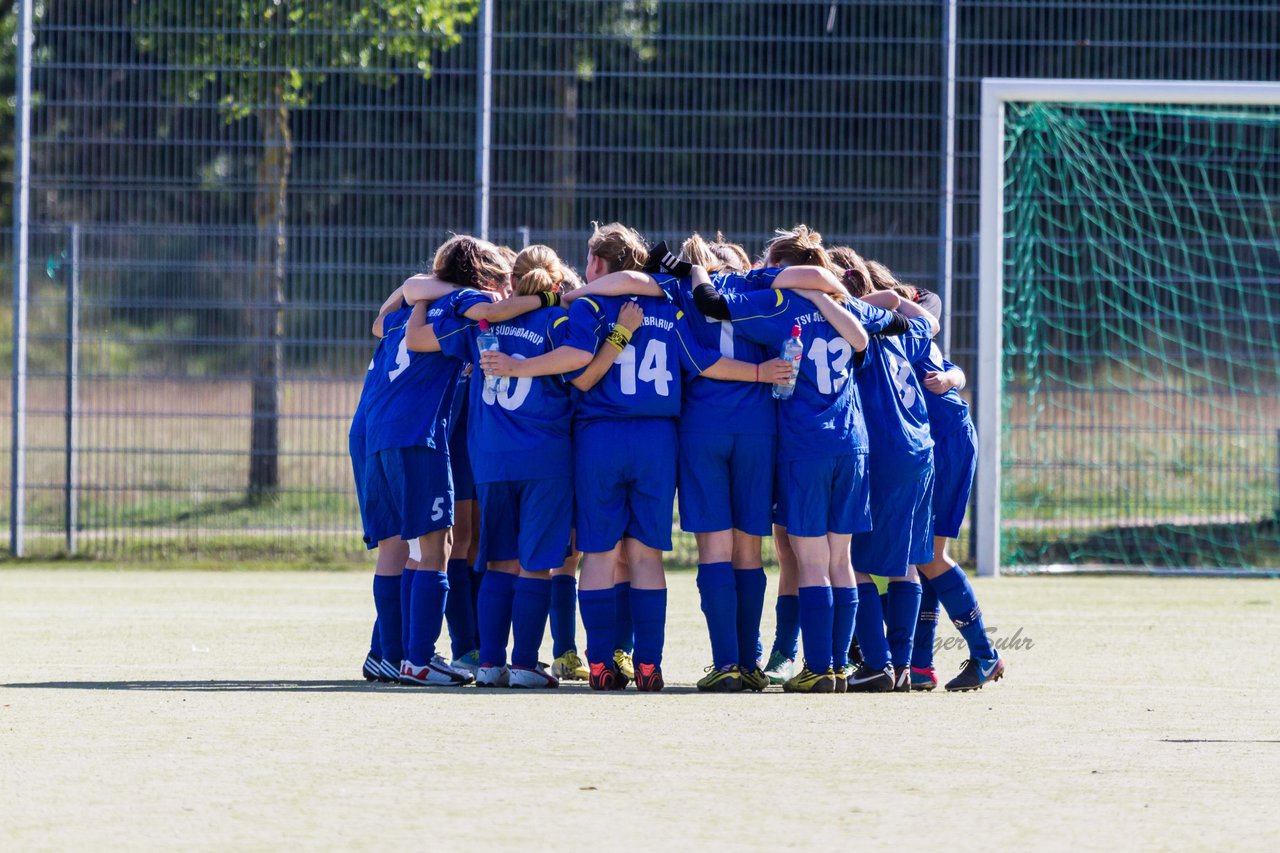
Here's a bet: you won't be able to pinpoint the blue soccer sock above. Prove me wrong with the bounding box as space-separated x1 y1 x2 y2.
797 586 835 674
613 582 634 654
854 582 890 670
885 580 923 668
510 576 552 670
444 559 477 658
369 620 381 659
932 565 996 659
771 594 800 659
372 574 403 665
831 585 858 670
912 574 940 669
406 569 449 665
734 568 767 670
549 575 578 657
630 587 668 667
399 567 416 657
578 587 616 666
477 570 517 666
469 565 483 651
696 562 738 670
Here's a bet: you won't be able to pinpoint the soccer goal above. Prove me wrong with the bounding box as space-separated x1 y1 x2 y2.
976 79 1280 577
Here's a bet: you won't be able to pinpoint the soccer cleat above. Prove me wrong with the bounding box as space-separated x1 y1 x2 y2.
833 666 849 693
589 661 628 691
847 663 895 693
848 637 864 667
945 655 1006 692
377 658 403 683
550 650 590 682
910 666 938 691
476 664 511 688
763 650 796 685
696 665 744 693
893 665 912 692
634 662 665 692
362 653 381 682
400 656 472 686
613 649 636 682
509 663 559 689
782 665 835 694
450 649 481 676
739 667 770 692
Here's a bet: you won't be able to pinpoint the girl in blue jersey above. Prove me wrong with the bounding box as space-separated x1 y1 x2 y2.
861 261 1005 693
481 223 792 692
364 236 544 687
778 252 945 693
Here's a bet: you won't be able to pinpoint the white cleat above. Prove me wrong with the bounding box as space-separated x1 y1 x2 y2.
377 658 403 683
400 656 473 686
508 663 559 689
476 664 511 688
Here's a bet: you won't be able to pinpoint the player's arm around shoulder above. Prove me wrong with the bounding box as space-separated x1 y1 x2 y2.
480 298 601 380
570 301 645 392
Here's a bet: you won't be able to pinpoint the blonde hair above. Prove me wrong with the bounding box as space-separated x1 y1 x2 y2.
587 221 648 273
496 245 518 267
865 259 920 301
432 235 511 291
511 245 566 296
765 224 836 272
709 232 750 273
680 233 719 271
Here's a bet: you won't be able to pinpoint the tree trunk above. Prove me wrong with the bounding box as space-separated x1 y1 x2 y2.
248 94 291 500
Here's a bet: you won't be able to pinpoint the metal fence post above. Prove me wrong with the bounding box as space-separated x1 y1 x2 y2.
474 0 493 241
9 0 34 558
65 224 81 555
938 0 958 357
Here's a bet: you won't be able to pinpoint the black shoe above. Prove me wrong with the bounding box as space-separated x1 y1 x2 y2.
893 665 912 692
945 656 1006 692
848 637 863 667
847 663 894 693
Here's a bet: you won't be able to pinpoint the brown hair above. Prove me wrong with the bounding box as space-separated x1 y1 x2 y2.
433 235 511 291
496 245 518 267
865 259 920 301
680 233 719 271
511 245 566 296
709 232 751 273
826 245 873 300
765 224 836 272
587 221 648 273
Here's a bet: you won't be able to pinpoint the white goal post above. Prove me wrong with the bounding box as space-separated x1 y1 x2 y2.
974 78 1280 577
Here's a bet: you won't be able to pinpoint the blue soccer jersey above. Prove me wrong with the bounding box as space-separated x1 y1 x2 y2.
854 315 936 460
434 305 574 483
563 294 721 424
363 288 490 454
720 289 894 462
912 340 971 439
653 272 776 436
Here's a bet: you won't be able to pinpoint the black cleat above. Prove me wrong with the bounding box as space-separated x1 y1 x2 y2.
945 656 1006 692
893 665 912 692
847 663 895 693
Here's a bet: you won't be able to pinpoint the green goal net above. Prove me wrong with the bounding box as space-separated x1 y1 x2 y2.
998 98 1280 571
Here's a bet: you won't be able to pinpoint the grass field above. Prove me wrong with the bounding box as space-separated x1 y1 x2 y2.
2 567 1278 850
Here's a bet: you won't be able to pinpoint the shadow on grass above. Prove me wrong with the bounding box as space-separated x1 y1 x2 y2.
1 679 707 695
1008 517 1280 568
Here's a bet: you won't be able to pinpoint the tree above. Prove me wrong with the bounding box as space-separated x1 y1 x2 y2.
135 1 480 499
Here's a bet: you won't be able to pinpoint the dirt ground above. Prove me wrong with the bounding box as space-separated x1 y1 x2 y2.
1 569 1277 851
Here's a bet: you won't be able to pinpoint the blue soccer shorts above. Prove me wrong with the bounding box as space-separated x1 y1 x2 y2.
448 406 477 504
677 429 774 537
931 420 976 539
773 452 871 539
363 445 455 543
574 419 677 553
477 477 573 572
349 432 377 550
851 450 935 577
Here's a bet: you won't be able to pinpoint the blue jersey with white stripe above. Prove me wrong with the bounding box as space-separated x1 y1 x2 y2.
435 305 574 483
563 293 720 425
349 305 411 440
364 288 490 454
721 289 895 462
654 270 776 436
912 340 971 439
855 316 936 460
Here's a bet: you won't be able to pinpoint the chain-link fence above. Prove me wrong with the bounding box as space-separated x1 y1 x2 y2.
5 0 1278 560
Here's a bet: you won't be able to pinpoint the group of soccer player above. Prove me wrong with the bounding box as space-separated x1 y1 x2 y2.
349 222 1007 694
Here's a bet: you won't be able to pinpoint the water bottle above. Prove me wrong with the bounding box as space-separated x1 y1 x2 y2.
477 320 505 395
773 325 803 400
